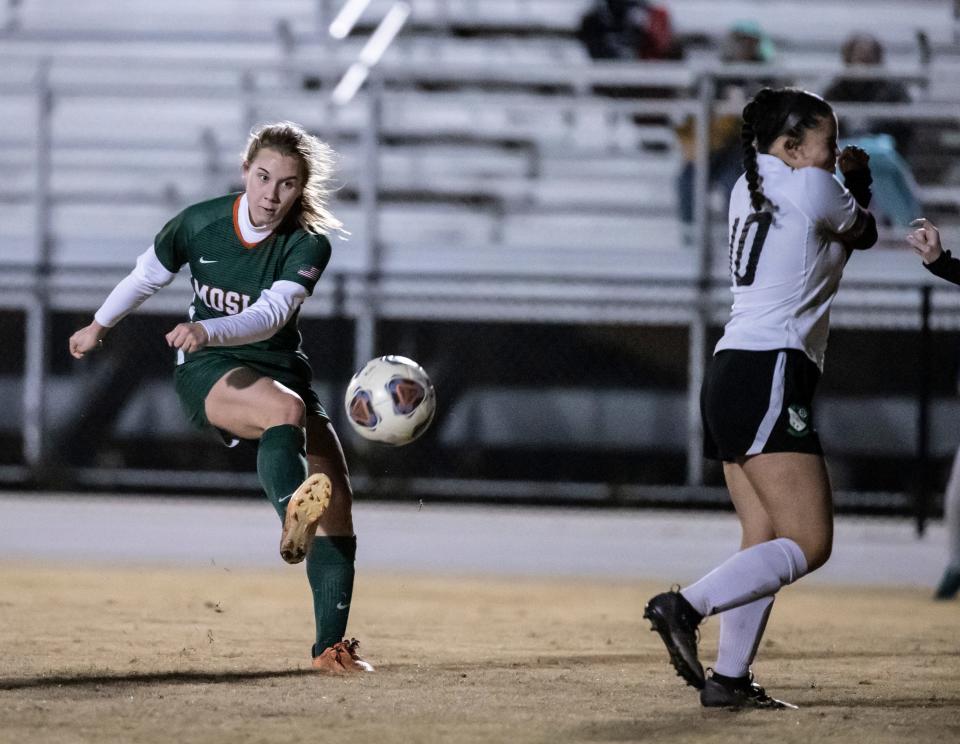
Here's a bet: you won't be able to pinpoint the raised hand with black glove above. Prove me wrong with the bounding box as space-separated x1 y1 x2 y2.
839 145 872 208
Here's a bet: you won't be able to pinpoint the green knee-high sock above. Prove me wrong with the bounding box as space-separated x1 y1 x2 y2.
256 424 307 521
307 536 357 655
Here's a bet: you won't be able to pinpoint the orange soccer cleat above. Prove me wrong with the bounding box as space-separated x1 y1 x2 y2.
312 638 375 674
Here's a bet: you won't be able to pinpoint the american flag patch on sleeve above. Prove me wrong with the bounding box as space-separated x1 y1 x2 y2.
297 265 321 280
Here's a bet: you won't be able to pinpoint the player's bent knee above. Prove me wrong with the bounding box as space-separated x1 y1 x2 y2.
270 393 306 427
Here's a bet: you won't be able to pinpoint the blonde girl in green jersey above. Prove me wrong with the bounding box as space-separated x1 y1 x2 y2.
69 121 372 673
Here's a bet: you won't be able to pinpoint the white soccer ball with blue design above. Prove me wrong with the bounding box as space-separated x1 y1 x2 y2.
344 356 436 445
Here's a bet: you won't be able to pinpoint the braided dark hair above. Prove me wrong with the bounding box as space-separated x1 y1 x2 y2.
740 87 834 212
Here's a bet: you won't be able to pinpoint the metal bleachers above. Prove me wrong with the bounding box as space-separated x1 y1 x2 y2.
3 0 960 506
2 0 958 292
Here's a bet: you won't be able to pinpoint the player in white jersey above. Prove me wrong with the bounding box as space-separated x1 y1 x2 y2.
644 88 877 708
906 218 960 600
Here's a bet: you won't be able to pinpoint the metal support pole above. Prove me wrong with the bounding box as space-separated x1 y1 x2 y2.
916 285 933 536
24 59 53 471
692 75 715 263
686 74 715 486
240 70 257 136
353 76 383 370
686 295 707 486
200 127 220 200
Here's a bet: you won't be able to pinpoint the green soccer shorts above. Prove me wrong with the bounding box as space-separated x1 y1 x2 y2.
173 350 327 435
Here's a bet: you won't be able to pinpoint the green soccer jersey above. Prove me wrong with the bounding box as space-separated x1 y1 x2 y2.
154 193 332 365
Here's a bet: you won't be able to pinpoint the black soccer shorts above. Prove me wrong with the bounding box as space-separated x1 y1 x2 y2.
700 348 823 462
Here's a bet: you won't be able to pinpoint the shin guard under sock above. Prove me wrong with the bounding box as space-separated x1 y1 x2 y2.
307 535 357 655
257 424 307 521
681 538 808 617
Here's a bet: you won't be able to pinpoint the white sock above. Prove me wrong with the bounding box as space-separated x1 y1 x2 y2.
713 596 775 679
680 537 808 617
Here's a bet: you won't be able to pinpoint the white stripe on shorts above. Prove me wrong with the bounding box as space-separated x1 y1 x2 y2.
746 350 787 455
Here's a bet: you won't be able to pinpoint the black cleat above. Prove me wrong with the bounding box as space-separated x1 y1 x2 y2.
643 589 705 689
700 670 797 710
934 567 960 600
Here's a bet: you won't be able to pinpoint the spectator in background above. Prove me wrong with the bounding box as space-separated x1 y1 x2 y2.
576 1 681 143
823 33 921 226
578 0 679 61
825 33 913 152
675 21 775 225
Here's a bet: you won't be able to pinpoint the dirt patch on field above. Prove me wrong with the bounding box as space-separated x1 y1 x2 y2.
1 563 958 744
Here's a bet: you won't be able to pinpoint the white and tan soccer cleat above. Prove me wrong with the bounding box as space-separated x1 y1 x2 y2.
279 473 332 564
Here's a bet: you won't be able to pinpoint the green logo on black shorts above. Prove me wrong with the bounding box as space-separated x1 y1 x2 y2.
786 405 810 437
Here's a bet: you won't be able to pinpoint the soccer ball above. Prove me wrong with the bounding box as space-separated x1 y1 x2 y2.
344 355 436 445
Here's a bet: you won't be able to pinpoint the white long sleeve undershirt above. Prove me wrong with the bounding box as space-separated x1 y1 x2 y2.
94 245 177 328
94 244 309 346
196 280 307 346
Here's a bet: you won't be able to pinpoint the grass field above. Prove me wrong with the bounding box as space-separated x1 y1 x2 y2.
1 563 958 744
